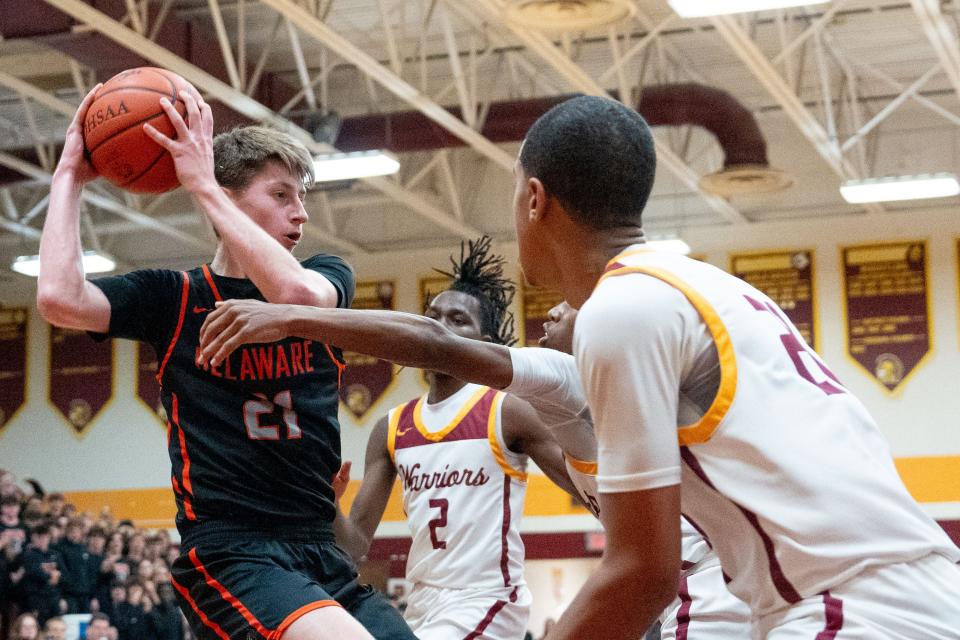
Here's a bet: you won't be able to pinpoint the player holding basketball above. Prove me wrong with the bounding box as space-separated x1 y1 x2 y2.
508 96 960 639
37 85 414 640
196 291 753 638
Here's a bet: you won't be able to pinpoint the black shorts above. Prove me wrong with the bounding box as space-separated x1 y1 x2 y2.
171 522 415 640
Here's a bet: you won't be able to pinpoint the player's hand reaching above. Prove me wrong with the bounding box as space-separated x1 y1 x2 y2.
53 83 103 186
142 87 215 194
198 299 292 367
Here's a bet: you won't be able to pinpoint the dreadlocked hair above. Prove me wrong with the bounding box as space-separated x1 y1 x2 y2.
433 236 517 346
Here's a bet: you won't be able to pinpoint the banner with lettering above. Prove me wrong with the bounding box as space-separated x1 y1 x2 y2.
339 281 398 421
731 250 818 350
520 281 563 347
0 308 28 432
136 343 166 424
49 326 114 434
841 241 931 393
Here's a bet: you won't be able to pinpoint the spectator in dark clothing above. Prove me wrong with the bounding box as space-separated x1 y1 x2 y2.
20 525 63 624
1 496 27 560
84 613 113 640
113 582 160 640
55 519 97 613
98 581 126 630
152 582 184 640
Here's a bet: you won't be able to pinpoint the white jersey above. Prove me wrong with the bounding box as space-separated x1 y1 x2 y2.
575 246 960 616
387 383 528 590
505 346 751 634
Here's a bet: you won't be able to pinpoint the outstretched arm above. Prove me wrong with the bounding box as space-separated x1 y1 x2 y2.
144 92 339 307
334 417 397 561
198 299 514 388
36 84 112 332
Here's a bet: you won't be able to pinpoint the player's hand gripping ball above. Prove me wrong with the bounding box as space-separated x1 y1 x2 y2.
82 67 196 193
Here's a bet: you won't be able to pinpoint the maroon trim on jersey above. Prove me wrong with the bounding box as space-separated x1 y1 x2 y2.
815 590 844 639
464 586 518 640
392 388 497 451
680 446 802 605
675 575 692 640
500 475 513 589
201 264 223 302
604 261 627 273
682 513 713 550
680 560 697 571
156 271 190 384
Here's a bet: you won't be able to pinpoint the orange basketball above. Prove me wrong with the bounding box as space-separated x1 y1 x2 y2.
83 67 194 194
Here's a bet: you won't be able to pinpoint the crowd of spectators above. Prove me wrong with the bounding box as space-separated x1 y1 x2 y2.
1 470 190 640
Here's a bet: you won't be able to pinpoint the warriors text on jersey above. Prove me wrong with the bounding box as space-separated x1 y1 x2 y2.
90 255 354 530
575 246 960 616
387 383 527 590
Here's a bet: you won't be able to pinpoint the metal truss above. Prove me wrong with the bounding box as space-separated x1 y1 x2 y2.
466 0 750 226
34 0 485 254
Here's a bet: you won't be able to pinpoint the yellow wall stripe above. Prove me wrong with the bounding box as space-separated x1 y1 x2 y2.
65 456 960 529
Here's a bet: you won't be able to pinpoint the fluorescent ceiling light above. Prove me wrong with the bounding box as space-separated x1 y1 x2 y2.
647 239 692 255
839 173 960 204
313 150 400 182
668 0 825 17
11 250 116 277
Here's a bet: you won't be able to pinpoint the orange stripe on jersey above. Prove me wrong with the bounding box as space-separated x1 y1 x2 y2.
201 264 223 301
487 393 528 482
323 343 346 388
564 452 598 475
413 385 488 442
272 600 342 639
189 548 273 639
156 271 190 384
170 575 231 640
597 264 738 446
387 404 403 464
172 394 197 520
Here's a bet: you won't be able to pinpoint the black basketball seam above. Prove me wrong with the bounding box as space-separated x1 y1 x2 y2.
96 68 177 101
119 146 170 190
94 87 174 100
86 98 185 156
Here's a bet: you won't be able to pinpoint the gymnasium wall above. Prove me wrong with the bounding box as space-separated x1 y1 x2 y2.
0 204 958 536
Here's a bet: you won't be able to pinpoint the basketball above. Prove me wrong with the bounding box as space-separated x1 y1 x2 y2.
82 67 194 194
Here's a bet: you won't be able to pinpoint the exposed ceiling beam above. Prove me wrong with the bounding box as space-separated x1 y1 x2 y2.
0 70 77 117
708 14 884 215
468 0 750 226
0 151 210 251
41 0 481 242
258 0 515 171
910 0 960 103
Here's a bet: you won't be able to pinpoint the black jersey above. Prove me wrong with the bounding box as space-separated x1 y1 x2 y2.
90 255 354 531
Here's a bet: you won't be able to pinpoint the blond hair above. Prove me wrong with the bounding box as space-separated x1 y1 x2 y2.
213 126 314 190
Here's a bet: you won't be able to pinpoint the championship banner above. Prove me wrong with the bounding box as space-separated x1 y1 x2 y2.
520 281 563 346
49 326 114 434
136 342 166 424
731 250 818 350
0 308 28 432
418 275 452 385
841 241 931 393
339 281 398 421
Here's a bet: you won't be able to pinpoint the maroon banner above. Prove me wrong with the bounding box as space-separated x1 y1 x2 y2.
842 241 931 393
419 275 451 313
49 326 114 434
0 308 28 431
520 281 563 347
339 281 398 421
731 250 818 350
136 342 167 424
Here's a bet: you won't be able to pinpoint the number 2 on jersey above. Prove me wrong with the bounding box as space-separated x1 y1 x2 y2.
243 390 302 440
428 498 448 550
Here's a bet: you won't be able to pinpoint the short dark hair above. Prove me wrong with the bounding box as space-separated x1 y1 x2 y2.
88 527 107 540
432 236 516 346
30 522 52 537
0 495 19 507
519 95 656 230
